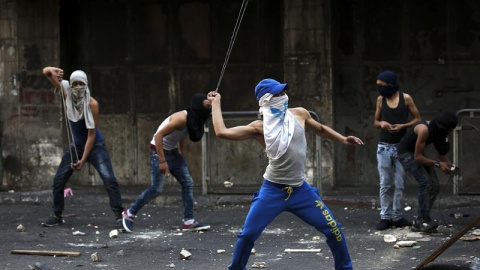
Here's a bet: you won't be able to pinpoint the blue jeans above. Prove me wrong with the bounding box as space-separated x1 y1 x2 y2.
398 152 440 222
52 141 124 217
129 148 194 220
228 180 353 270
377 143 406 221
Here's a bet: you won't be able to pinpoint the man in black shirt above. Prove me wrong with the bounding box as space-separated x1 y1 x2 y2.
397 111 458 232
373 70 421 230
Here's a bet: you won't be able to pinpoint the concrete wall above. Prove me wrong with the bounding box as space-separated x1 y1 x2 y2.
284 0 339 189
332 0 480 189
0 0 288 191
0 0 64 190
2 0 479 193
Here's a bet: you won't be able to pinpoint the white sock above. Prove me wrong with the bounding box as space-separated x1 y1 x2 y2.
184 219 195 225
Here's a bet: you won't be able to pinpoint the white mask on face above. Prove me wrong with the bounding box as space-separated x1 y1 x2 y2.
71 85 87 100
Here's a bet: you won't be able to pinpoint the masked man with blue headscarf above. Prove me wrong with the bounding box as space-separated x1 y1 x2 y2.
41 66 125 228
207 79 364 270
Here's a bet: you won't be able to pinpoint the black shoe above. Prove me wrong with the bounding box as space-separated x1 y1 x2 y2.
393 218 411 228
376 219 393 230
411 219 438 233
116 218 126 232
41 215 64 227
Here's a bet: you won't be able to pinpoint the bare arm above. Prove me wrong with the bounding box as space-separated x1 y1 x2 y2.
412 124 452 174
301 108 363 145
43 67 67 98
208 92 265 147
373 96 393 130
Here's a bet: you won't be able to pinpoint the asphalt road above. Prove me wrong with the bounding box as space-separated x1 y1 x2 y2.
1 201 479 270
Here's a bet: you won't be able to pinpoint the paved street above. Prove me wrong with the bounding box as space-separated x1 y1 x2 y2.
1 190 479 270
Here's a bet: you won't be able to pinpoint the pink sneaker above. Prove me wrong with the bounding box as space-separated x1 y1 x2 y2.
122 210 135 233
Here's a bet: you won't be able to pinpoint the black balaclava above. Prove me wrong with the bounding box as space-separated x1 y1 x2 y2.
428 111 458 155
186 93 211 142
376 70 399 98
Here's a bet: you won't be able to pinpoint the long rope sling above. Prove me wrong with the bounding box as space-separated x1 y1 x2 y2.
215 0 250 92
57 84 80 166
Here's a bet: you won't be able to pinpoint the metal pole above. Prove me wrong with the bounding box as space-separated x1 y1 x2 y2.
202 123 209 195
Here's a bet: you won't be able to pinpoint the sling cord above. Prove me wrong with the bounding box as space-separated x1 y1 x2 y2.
215 0 250 92
58 84 80 166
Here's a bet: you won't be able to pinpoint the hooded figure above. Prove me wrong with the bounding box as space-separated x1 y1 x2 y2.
255 78 294 160
377 71 399 98
63 70 95 129
186 93 211 142
428 110 458 155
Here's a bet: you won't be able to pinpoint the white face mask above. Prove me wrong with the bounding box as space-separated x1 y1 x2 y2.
260 94 289 116
71 86 86 100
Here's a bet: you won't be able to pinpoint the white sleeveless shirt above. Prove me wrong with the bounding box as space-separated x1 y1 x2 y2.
150 111 189 151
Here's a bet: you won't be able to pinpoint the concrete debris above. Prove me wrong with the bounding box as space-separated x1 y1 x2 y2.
33 262 49 270
179 249 192 260
393 241 417 248
284 248 321 253
72 231 86 236
472 229 480 236
17 224 25 232
224 181 234 188
109 230 119 238
251 248 256 255
91 252 100 262
384 234 397 243
217 249 226 254
460 235 480 241
416 237 432 242
406 232 424 239
312 236 321 241
404 206 411 211
167 263 175 268
251 261 266 268
116 250 124 256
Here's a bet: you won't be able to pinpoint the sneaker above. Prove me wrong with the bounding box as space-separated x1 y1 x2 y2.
41 215 65 227
116 218 125 232
393 218 411 228
411 218 438 233
122 210 135 233
376 219 392 230
182 220 211 232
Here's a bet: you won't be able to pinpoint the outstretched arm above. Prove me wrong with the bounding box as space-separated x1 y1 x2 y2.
208 91 264 146
302 108 363 146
